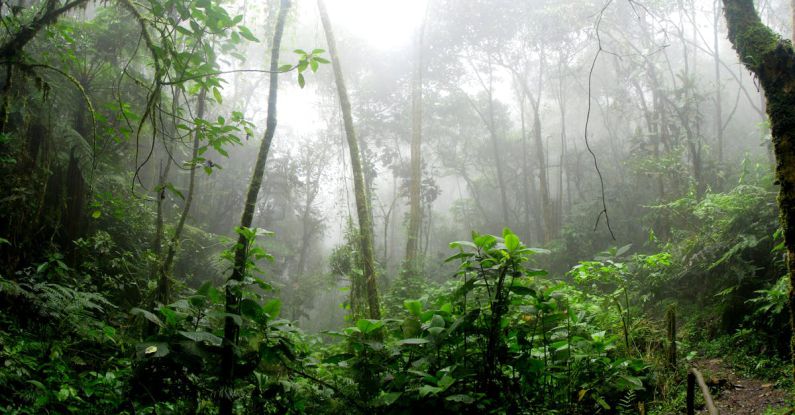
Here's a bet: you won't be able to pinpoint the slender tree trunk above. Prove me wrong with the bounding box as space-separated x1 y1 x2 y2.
512 54 552 241
723 0 795 379
152 161 169 256
556 58 567 238
404 16 425 279
154 88 206 306
219 1 289 413
714 0 724 163
486 61 511 225
517 87 532 241
318 0 381 320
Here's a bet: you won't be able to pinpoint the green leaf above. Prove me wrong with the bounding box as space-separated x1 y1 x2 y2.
209 311 242 327
595 396 611 410
238 25 259 42
136 342 169 358
419 385 442 397
404 299 423 316
130 307 163 327
27 380 47 391
313 56 330 64
262 299 281 318
615 243 632 257
278 64 293 72
449 240 476 250
322 353 354 364
164 183 185 200
179 330 223 346
356 319 384 334
617 374 644 391
189 19 202 34
509 285 535 296
505 233 520 252
240 298 264 321
374 391 401 406
446 394 474 403
297 73 305 88
396 337 429 346
212 87 223 104
91 210 101 219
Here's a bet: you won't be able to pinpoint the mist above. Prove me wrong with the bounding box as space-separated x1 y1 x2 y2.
1 0 794 413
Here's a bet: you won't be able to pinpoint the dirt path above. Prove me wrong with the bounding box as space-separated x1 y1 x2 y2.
694 358 792 414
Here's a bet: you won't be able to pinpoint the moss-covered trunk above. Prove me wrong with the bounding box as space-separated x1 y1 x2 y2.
219 1 290 413
722 0 795 378
404 17 425 284
318 0 381 320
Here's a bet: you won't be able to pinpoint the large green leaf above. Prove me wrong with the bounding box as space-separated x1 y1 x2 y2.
179 330 222 346
356 319 384 334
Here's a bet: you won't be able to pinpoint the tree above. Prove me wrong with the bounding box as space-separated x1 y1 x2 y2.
403 12 426 284
317 0 381 320
153 88 206 306
722 0 795 378
219 0 290 412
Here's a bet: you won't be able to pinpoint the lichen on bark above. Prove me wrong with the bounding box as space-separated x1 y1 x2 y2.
723 0 795 379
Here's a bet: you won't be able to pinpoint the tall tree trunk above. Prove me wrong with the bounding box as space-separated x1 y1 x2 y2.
62 147 86 262
722 0 795 379
154 88 206 306
517 86 532 242
219 1 289 413
714 0 724 163
556 57 567 238
318 0 381 320
511 54 553 241
404 15 425 280
485 61 511 226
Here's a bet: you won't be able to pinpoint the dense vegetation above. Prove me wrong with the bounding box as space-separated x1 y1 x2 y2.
1 0 794 413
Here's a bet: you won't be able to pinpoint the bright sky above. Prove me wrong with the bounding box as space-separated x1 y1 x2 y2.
321 0 428 49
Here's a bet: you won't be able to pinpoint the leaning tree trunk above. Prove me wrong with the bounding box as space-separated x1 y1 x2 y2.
318 0 381 320
722 0 795 379
218 1 290 413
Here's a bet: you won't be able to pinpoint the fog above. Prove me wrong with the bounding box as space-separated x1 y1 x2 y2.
155 0 781 329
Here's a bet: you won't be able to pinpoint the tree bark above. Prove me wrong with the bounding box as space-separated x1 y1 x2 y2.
0 0 89 60
219 1 290 413
714 0 724 163
154 88 206 306
516 84 533 242
318 0 381 320
722 0 795 379
404 16 425 280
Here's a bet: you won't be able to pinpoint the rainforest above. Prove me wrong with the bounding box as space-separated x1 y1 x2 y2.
2 0 795 413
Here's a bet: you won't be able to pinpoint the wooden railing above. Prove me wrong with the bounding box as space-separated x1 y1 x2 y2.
686 367 718 415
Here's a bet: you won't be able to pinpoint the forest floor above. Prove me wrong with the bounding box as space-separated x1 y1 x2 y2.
694 358 793 414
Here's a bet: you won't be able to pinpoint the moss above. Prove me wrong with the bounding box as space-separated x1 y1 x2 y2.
735 23 780 69
723 0 782 71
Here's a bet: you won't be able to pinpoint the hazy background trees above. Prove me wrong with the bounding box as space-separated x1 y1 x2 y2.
0 0 784 331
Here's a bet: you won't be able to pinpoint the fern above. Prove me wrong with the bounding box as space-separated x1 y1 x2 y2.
617 389 636 414
0 277 114 334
